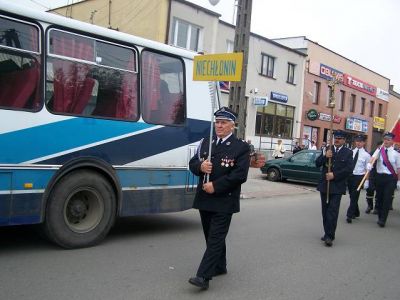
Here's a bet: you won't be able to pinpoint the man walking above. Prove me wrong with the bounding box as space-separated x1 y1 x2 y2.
346 134 371 223
316 130 353 247
188 107 250 289
368 132 400 227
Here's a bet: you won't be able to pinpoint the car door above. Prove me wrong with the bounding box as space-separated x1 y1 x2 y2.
280 151 313 180
307 151 322 183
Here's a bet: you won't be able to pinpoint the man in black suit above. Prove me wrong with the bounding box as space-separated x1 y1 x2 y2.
316 130 353 247
188 107 250 290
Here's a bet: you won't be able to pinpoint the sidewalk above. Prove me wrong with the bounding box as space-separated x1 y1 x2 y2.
241 168 317 199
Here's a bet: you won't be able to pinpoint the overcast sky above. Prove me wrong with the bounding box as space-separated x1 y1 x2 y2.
15 0 400 92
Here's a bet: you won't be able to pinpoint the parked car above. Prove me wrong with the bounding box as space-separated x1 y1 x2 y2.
260 150 322 184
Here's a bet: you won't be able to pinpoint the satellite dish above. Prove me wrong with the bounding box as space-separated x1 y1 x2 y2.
209 0 221 6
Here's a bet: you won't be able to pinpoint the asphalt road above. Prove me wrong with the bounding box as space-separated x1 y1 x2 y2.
1 171 399 300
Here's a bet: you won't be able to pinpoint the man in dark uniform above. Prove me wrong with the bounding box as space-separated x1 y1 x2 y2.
368 132 400 227
188 107 250 290
345 134 370 223
316 130 353 247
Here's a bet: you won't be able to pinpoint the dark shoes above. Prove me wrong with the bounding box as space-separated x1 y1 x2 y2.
365 207 373 214
346 217 352 224
189 276 209 289
377 221 385 228
372 209 378 215
324 238 333 247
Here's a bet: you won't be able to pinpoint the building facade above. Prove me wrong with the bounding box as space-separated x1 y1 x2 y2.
275 37 390 151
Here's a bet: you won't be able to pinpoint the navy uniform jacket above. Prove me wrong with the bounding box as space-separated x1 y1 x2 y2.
316 146 353 194
189 135 250 214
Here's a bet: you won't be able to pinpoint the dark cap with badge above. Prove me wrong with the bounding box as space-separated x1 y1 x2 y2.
354 134 366 141
214 107 237 122
382 131 395 139
333 130 346 139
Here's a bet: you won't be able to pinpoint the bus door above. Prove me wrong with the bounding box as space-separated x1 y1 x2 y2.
0 172 11 225
185 145 198 193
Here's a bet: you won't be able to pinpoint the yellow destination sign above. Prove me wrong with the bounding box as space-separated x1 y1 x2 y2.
193 52 243 81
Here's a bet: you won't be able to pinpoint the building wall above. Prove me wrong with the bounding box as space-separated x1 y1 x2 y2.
51 0 169 43
276 37 390 151
387 85 400 132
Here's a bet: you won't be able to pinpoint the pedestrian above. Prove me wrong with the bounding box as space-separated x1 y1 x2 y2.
367 132 400 227
320 141 327 151
272 139 285 159
316 130 353 247
345 134 371 223
309 140 317 150
247 139 255 156
188 106 251 290
365 141 383 214
293 142 302 154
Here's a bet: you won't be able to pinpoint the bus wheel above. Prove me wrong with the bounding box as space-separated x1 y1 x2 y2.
44 170 116 249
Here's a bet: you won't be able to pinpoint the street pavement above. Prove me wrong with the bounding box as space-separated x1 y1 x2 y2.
1 169 399 300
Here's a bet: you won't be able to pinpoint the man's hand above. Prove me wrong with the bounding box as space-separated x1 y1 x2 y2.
200 160 212 174
250 153 266 168
363 180 369 189
397 181 400 190
326 172 334 181
366 163 373 171
202 182 215 194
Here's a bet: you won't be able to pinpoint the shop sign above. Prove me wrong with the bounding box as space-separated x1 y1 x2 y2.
373 116 385 130
319 113 332 122
376 88 389 101
319 64 344 82
253 96 268 106
333 115 342 124
346 117 368 132
270 91 288 103
343 74 376 96
306 109 318 121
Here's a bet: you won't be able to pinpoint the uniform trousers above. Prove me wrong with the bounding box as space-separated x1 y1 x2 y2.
346 175 364 218
375 174 397 224
196 210 232 279
320 193 342 240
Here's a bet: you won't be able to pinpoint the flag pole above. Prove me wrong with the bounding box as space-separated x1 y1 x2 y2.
326 77 340 202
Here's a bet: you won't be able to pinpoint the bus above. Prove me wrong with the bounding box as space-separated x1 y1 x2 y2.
0 1 215 248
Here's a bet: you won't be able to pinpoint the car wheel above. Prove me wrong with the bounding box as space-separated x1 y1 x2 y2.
267 167 281 182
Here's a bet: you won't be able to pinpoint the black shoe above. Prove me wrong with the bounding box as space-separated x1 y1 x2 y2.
377 221 385 228
372 209 378 215
346 218 352 224
214 269 227 276
365 207 372 214
324 238 333 247
189 277 209 289
321 236 326 241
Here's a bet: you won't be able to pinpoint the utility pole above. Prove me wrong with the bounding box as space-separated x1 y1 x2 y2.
228 0 252 139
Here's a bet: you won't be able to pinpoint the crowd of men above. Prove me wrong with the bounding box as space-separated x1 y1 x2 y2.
317 130 400 247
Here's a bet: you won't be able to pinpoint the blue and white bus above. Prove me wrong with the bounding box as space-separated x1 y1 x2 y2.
0 1 215 248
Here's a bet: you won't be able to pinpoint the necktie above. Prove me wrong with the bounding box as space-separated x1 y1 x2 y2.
383 148 388 167
216 139 222 147
353 149 359 169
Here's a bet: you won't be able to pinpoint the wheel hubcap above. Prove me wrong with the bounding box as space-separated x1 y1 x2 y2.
64 188 104 233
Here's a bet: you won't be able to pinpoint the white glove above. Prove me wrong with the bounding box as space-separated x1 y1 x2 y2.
397 181 400 190
366 163 373 171
363 180 369 190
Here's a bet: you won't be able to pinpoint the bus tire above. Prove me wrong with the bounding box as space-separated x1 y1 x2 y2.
44 170 116 249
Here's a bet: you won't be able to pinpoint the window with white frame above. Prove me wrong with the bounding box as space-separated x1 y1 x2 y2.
261 53 275 78
172 18 202 51
226 40 234 53
287 63 295 84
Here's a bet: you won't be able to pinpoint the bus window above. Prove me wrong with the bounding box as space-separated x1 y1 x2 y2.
0 16 41 111
46 29 138 121
141 50 185 125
